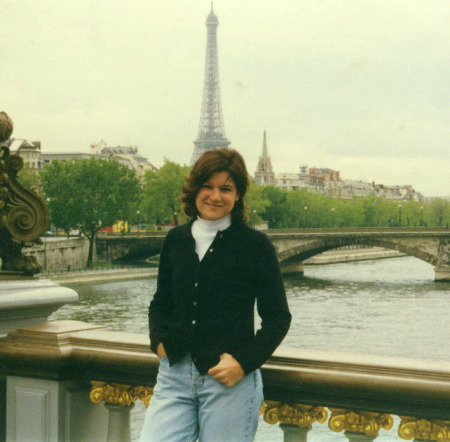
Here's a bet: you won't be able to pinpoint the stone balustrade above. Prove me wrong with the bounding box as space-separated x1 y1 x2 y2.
0 320 449 441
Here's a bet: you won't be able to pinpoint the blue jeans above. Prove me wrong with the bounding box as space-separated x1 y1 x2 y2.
140 353 264 442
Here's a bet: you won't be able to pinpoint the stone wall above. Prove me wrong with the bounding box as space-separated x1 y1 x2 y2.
25 237 92 271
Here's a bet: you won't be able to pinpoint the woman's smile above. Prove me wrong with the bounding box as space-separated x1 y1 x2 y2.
195 171 238 221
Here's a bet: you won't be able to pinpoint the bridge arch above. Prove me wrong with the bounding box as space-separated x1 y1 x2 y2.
277 237 437 268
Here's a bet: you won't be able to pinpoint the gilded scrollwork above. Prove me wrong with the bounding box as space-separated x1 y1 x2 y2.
329 408 394 437
0 111 49 275
90 382 154 408
263 401 328 429
398 417 449 441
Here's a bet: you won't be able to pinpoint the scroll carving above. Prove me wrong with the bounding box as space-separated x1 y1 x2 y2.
329 408 394 437
0 111 49 275
90 381 154 408
398 417 449 441
263 401 328 429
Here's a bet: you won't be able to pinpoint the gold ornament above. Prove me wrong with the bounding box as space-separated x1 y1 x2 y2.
398 417 449 441
90 382 153 408
263 401 328 429
329 408 394 437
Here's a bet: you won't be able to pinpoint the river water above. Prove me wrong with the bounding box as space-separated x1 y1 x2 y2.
50 256 449 441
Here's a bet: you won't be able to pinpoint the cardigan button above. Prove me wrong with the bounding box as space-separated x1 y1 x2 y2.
192 320 196 325
194 282 198 287
209 248 213 253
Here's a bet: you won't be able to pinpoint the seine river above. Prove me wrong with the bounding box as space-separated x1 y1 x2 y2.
50 256 449 441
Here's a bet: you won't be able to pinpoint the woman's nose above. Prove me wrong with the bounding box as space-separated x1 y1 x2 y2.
210 188 221 200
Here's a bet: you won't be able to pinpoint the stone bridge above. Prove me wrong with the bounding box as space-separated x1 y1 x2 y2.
96 228 450 281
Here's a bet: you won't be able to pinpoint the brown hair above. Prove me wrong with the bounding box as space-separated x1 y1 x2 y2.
181 148 249 223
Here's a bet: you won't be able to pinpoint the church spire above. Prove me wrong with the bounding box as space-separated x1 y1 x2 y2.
262 130 268 159
254 130 275 186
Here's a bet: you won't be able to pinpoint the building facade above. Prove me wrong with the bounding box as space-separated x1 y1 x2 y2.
9 138 157 176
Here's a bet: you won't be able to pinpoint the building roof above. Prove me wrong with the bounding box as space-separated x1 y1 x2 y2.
6 138 39 152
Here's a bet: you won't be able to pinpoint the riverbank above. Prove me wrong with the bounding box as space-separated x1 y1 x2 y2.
45 247 406 285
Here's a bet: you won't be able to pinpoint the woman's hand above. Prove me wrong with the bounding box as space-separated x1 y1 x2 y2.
208 353 244 387
157 342 166 359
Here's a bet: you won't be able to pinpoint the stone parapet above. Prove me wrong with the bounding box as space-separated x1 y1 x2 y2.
0 280 78 336
0 320 448 442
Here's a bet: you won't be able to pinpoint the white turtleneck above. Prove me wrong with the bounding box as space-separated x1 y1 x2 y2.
191 215 231 261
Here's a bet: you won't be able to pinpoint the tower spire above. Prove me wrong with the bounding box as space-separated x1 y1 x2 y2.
190 6 231 165
262 130 268 159
254 131 275 186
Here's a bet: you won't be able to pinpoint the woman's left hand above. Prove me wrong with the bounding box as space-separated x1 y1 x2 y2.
208 353 245 387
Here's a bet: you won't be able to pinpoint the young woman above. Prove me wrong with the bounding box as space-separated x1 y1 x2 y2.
140 148 291 442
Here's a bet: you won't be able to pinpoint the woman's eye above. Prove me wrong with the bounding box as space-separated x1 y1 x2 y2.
202 184 212 189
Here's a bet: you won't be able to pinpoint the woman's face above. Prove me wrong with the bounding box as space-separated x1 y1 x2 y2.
195 171 239 221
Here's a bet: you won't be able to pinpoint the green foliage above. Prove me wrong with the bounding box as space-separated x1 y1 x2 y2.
141 159 191 225
253 186 448 229
260 186 288 228
16 163 42 193
246 179 270 225
428 198 450 227
41 157 141 266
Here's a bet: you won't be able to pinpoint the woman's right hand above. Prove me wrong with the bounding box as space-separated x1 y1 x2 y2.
157 342 166 359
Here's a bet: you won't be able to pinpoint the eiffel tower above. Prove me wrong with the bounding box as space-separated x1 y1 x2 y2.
190 4 231 165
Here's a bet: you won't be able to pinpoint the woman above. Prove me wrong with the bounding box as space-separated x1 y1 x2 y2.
140 148 291 442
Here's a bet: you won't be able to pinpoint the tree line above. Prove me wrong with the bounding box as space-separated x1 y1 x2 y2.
18 157 449 265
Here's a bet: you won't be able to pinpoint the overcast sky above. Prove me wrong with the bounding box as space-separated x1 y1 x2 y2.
1 0 449 196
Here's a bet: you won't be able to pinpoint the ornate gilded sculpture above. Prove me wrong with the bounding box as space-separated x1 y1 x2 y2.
0 111 49 275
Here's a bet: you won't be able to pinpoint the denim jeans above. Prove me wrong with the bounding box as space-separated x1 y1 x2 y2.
140 353 264 442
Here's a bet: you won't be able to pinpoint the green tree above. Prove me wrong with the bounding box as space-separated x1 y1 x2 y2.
16 163 42 193
141 160 191 226
261 186 288 228
246 180 270 227
41 158 141 267
428 197 450 227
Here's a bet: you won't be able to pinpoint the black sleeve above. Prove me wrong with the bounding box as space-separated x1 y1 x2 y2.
233 235 291 374
148 233 174 354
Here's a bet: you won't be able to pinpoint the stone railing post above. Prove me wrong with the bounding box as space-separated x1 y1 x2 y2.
105 403 134 442
90 382 153 442
263 402 328 441
279 423 310 442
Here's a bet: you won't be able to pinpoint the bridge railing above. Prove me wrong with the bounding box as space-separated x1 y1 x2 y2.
1 320 448 441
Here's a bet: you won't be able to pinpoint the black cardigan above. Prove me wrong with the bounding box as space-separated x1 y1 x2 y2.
148 220 291 375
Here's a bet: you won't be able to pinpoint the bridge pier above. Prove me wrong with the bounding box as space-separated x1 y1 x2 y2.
434 266 450 282
280 258 304 276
